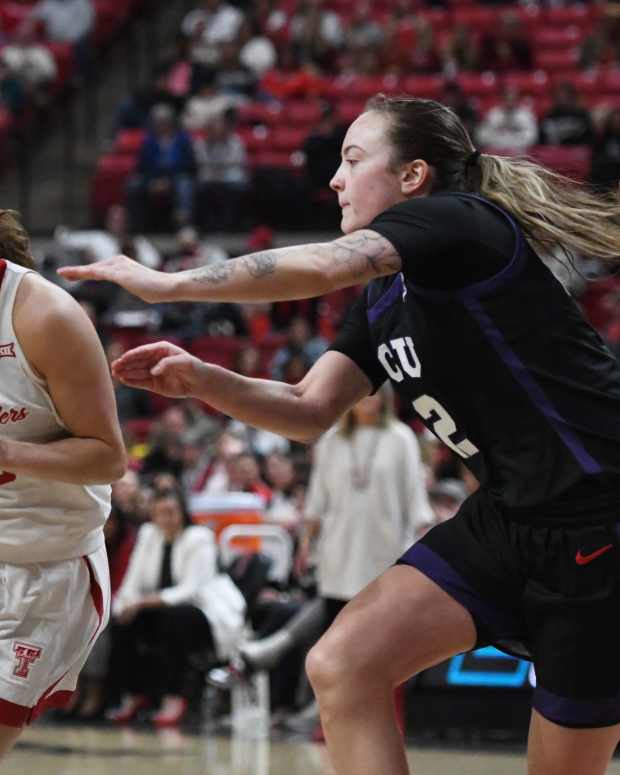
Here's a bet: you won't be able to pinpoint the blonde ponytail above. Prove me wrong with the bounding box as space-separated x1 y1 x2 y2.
478 155 620 263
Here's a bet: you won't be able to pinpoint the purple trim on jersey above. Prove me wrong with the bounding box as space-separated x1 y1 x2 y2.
367 273 404 325
399 542 520 636
406 194 526 302
463 295 602 475
534 686 620 728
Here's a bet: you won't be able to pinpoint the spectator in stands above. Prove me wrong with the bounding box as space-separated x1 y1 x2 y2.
476 86 538 152
479 12 533 72
108 489 219 726
271 316 328 380
193 110 250 231
1 22 57 99
228 451 273 506
140 404 194 481
194 429 247 495
343 2 384 59
116 65 184 131
55 203 161 268
238 15 277 78
408 18 441 75
182 65 238 131
382 0 416 74
31 0 94 76
163 225 228 273
539 81 594 147
126 103 196 231
441 81 479 140
214 40 258 99
591 107 620 191
182 0 244 65
441 24 481 76
234 343 266 380
290 0 344 71
264 451 303 532
253 0 288 43
112 470 143 526
31 0 94 44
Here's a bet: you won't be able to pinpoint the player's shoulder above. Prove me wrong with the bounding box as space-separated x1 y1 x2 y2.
15 272 94 341
374 192 493 227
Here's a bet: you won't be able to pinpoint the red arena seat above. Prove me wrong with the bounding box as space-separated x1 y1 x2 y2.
529 145 592 181
503 70 550 97
399 74 443 99
114 129 145 155
456 72 500 98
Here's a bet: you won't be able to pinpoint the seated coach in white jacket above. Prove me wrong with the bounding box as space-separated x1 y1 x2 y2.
110 487 236 727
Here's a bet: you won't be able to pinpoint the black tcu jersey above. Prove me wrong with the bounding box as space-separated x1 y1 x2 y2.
330 192 620 515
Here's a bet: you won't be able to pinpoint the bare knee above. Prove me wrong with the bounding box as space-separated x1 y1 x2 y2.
306 628 386 699
306 638 346 695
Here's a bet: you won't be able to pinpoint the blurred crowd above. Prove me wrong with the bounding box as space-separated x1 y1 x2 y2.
0 0 97 119
96 0 620 231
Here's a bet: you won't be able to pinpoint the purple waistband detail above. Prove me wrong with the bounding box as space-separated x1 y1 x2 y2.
399 542 520 637
534 686 620 728
462 295 602 476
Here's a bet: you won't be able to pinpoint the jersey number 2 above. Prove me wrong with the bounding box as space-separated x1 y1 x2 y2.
0 471 16 486
413 395 479 460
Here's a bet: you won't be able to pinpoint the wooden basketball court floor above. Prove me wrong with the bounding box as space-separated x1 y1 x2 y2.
6 724 620 775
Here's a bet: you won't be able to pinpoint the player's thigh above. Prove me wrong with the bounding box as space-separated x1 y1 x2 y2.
306 564 477 689
0 724 22 758
528 709 620 775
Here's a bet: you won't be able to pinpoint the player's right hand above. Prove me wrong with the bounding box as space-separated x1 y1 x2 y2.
57 254 171 303
111 341 208 398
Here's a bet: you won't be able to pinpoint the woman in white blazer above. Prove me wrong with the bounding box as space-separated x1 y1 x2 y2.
109 488 218 727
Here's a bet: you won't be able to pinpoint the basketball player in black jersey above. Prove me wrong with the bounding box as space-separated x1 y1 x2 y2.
60 95 620 774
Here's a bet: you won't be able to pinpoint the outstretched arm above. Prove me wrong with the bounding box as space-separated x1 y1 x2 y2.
57 231 402 304
112 344 372 443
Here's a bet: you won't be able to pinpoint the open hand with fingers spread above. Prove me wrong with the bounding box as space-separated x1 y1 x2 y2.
57 254 172 303
112 341 209 399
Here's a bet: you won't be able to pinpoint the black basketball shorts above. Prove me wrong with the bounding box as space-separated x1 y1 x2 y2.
398 488 620 728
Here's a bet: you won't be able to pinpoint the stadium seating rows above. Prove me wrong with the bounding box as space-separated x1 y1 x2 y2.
0 0 147 163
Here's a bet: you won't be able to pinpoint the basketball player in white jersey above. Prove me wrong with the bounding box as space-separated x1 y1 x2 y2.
0 210 126 756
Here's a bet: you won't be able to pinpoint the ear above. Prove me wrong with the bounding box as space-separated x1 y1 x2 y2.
400 160 432 197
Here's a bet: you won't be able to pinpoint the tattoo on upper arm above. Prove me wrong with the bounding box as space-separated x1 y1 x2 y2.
192 262 234 284
242 251 277 278
328 231 401 281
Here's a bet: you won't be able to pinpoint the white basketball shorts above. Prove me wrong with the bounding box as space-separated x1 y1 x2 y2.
0 544 110 727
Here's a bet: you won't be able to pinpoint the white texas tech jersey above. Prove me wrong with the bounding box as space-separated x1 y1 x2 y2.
0 260 110 562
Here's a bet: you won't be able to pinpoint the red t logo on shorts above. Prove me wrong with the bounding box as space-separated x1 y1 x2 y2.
12 642 42 679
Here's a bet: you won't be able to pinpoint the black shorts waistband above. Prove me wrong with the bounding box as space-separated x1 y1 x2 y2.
488 479 620 528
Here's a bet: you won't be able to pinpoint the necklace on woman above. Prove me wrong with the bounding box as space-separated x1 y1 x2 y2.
349 428 382 489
